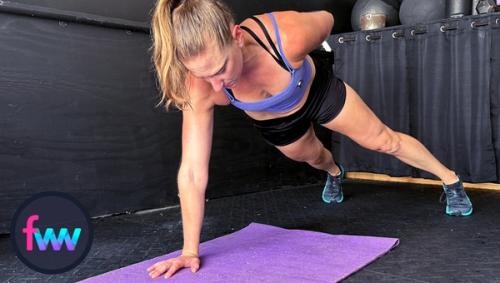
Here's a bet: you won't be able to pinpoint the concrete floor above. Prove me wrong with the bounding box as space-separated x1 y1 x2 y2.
1 180 499 282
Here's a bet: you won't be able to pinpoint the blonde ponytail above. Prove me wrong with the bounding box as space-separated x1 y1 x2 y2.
152 0 187 110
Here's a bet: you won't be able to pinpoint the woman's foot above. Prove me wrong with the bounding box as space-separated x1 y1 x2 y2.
441 176 473 216
322 164 345 204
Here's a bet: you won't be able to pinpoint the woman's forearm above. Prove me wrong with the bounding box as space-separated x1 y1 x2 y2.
177 169 207 256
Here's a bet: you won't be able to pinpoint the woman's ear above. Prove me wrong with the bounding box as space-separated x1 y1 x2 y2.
232 25 244 47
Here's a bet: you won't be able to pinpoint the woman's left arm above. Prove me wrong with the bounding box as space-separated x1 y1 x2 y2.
278 10 334 65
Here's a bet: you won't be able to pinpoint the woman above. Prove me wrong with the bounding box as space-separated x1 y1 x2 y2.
147 0 473 279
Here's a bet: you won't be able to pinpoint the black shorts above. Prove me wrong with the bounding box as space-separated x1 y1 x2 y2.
249 50 347 146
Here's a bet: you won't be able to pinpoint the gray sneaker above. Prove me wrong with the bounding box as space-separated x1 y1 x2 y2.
440 176 473 216
322 164 345 204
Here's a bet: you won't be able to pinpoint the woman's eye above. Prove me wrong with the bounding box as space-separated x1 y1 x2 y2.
218 65 226 75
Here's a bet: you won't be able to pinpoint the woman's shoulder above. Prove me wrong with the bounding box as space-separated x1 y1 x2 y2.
239 11 307 68
186 74 229 108
240 10 299 32
240 10 333 66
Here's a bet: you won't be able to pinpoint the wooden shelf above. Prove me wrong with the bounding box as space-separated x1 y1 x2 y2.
346 172 500 191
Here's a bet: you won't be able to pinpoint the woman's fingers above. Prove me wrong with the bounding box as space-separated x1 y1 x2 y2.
189 258 200 272
146 256 201 279
146 263 157 273
164 262 182 279
147 260 172 278
147 259 170 272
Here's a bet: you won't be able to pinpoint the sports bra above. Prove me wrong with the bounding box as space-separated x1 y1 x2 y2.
222 13 312 113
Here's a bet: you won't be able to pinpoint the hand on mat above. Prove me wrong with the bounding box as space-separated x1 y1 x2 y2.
147 254 200 279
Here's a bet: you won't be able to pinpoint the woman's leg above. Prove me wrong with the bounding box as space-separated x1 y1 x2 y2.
319 82 472 216
321 82 458 185
274 125 345 203
274 125 340 176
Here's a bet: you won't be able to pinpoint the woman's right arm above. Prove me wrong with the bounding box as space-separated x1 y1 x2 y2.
178 88 215 258
148 80 216 279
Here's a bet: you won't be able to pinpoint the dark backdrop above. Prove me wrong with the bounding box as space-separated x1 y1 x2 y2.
0 0 357 33
5 0 156 23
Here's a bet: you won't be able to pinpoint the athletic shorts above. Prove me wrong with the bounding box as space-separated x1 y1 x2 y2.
249 50 347 146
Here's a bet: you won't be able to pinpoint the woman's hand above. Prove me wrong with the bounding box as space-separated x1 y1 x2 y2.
147 254 200 279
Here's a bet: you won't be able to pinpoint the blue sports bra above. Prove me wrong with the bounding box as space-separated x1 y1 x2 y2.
222 13 312 113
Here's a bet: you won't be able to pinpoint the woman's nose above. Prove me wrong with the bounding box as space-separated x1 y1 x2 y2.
208 77 223 92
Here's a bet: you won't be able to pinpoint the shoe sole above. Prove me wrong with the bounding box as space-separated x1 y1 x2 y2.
322 191 344 204
446 206 473 217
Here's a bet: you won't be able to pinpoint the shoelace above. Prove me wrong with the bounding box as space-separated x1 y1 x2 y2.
326 175 342 194
439 187 469 207
439 191 447 203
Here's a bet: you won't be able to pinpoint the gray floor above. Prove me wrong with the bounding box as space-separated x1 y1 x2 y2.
1 180 499 282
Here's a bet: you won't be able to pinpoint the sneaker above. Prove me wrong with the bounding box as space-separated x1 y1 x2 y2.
440 176 473 216
322 164 345 204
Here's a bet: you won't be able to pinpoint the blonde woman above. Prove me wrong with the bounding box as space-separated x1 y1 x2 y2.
147 0 473 279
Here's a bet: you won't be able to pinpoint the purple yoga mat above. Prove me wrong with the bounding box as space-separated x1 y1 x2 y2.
79 223 399 283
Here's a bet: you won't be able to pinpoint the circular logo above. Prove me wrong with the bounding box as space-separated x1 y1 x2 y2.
10 191 93 274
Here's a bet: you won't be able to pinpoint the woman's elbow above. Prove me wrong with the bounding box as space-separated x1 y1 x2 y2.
178 165 208 191
323 10 334 33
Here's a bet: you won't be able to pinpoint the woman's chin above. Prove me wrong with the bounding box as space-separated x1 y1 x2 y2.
224 80 238 88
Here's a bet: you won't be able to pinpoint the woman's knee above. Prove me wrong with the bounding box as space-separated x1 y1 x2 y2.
361 126 402 155
278 134 324 163
379 132 401 154
305 146 330 167
281 149 308 162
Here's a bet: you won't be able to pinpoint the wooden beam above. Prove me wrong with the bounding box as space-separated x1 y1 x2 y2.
346 172 500 191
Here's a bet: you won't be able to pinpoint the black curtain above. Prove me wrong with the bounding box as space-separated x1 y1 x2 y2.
492 17 500 183
330 14 499 183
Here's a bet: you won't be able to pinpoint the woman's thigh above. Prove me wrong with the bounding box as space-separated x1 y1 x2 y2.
321 82 394 149
275 125 324 162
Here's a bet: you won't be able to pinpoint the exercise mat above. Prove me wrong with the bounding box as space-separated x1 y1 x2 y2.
79 223 399 282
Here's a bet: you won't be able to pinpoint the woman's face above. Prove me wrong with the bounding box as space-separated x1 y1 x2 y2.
182 26 244 92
